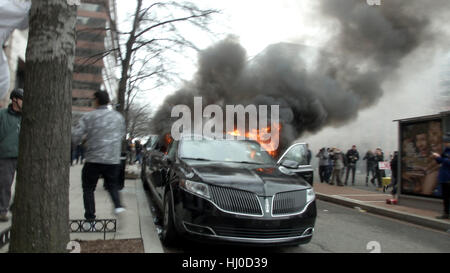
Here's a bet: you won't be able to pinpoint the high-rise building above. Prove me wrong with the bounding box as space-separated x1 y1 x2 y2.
1 0 119 121
73 0 119 122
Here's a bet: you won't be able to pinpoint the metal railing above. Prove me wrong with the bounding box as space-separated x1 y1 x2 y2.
69 219 117 240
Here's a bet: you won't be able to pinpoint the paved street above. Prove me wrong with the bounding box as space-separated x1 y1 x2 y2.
146 194 450 253
141 168 450 253
282 201 450 253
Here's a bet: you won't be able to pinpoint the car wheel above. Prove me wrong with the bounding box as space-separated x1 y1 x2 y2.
161 191 178 247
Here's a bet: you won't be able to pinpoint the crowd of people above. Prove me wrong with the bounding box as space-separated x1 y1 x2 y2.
126 139 143 165
315 145 399 194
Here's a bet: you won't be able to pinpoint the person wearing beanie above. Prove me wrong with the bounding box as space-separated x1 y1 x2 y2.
0 88 23 221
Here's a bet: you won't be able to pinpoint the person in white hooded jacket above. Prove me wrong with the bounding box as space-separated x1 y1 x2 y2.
0 0 31 100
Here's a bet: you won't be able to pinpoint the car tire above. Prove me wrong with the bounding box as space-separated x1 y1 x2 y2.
161 190 178 247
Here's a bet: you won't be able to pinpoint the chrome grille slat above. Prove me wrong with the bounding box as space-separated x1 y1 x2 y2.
209 185 262 216
213 226 308 239
272 190 307 216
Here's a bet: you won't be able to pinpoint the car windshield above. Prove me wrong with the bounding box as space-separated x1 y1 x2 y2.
180 138 275 165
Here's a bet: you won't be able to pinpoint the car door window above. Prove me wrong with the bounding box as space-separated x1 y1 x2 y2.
279 144 309 166
167 141 178 161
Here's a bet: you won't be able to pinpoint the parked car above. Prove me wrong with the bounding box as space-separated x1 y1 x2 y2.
141 134 316 247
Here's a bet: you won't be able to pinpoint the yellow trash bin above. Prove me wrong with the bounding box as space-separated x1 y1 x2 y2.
382 177 391 187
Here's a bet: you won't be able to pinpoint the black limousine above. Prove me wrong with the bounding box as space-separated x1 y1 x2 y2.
141 135 316 247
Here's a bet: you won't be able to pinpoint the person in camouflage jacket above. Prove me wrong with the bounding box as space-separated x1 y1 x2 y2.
72 91 126 220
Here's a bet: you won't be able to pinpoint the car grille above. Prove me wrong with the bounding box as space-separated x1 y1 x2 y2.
272 190 307 216
213 226 308 239
209 185 262 216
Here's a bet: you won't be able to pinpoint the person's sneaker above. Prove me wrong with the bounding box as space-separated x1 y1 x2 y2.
114 207 126 215
0 213 9 222
436 214 449 220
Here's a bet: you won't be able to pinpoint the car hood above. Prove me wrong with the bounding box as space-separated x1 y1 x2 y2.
182 160 311 196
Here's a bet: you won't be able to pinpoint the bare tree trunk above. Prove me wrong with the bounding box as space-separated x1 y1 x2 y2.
9 0 77 253
117 0 142 116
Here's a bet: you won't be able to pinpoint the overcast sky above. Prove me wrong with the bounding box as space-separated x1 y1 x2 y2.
116 0 449 154
116 0 332 108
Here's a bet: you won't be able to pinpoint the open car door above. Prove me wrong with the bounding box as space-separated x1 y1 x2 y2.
277 143 314 186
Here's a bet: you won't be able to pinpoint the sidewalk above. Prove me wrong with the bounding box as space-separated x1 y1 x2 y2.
69 163 163 252
0 164 164 253
313 180 450 232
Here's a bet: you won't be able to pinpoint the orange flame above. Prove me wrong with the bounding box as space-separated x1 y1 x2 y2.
164 133 173 154
227 123 282 157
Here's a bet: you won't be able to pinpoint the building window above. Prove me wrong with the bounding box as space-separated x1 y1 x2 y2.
73 97 94 107
77 16 106 27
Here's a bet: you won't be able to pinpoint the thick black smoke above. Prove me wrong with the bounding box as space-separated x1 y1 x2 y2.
150 0 450 152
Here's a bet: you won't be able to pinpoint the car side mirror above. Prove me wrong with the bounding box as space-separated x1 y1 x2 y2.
280 159 300 169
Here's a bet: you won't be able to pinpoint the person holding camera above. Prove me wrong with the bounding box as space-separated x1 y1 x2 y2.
316 147 330 183
431 133 450 219
330 148 345 186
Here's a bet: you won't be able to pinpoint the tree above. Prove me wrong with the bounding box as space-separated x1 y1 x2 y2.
9 0 78 253
127 102 154 139
111 0 219 129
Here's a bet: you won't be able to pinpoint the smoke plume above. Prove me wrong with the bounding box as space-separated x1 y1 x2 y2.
150 0 450 152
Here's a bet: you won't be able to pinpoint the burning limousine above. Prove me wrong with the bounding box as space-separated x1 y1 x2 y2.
141 133 316 247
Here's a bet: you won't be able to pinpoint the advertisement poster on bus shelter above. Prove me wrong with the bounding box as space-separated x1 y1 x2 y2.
400 119 443 199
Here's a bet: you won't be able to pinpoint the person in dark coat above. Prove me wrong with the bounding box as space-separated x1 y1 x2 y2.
389 151 399 196
372 148 385 188
363 150 376 186
0 89 22 222
134 140 143 165
345 145 360 186
432 133 450 219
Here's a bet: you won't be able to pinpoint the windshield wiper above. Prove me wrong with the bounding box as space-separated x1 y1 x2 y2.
181 157 211 161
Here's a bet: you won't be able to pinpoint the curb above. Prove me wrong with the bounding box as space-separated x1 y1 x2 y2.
135 177 164 253
316 193 450 232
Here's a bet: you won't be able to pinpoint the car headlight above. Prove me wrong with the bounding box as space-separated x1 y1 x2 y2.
306 188 315 203
180 180 211 199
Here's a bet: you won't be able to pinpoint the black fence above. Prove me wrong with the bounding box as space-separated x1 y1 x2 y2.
0 219 117 250
69 219 117 240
